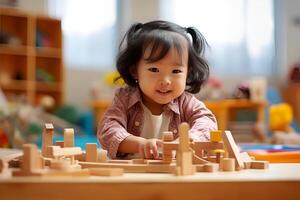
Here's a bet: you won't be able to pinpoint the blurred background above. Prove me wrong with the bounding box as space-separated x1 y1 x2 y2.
1 0 300 161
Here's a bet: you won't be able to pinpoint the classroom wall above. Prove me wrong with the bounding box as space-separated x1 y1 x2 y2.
8 0 300 110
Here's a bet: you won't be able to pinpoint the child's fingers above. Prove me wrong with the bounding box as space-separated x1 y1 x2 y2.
156 140 163 148
139 145 145 159
151 143 159 159
144 144 152 159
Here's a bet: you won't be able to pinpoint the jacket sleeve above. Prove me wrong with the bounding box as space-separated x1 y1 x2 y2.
97 89 131 159
183 94 218 141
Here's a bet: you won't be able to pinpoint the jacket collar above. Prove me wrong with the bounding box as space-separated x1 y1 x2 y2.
127 87 180 115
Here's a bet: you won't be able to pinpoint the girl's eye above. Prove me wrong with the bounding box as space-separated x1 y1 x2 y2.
148 67 159 72
172 69 182 74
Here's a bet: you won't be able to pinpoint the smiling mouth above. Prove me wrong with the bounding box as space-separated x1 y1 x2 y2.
156 90 172 95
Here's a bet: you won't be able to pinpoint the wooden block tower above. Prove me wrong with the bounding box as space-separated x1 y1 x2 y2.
42 123 54 157
64 128 75 147
175 123 195 176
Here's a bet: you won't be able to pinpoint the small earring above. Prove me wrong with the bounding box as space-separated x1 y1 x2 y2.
135 79 138 83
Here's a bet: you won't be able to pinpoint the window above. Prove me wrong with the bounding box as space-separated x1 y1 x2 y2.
161 0 275 76
48 0 117 69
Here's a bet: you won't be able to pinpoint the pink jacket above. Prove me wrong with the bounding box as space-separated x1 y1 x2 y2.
98 87 217 158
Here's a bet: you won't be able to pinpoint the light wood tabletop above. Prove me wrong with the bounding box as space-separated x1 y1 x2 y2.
1 163 300 200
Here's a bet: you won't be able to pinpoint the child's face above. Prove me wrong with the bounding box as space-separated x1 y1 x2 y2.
136 42 188 113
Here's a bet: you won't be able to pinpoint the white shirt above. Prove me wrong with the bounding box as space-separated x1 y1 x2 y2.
140 103 170 139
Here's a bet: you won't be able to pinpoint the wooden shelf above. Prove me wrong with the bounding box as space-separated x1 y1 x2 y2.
36 47 61 58
0 8 64 107
0 80 28 91
35 82 61 92
0 44 28 55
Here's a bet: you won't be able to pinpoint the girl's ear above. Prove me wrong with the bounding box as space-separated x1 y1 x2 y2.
130 66 138 79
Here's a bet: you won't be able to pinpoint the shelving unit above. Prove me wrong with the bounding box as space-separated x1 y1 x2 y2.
0 8 64 107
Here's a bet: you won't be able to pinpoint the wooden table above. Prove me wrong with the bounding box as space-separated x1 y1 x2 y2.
0 163 299 200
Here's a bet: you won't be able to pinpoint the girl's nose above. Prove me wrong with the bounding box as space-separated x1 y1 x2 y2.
159 77 171 86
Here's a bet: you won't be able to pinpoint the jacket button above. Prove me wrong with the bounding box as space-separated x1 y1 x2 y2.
173 129 177 133
135 121 140 126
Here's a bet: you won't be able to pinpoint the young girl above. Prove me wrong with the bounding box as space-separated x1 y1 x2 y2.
98 20 217 159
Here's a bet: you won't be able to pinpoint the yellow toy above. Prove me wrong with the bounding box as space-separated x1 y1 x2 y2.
269 103 294 133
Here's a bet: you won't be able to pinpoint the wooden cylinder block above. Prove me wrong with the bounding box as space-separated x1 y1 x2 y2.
221 158 235 171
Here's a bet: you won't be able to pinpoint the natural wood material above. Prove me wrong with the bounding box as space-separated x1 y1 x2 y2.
88 168 124 176
0 8 64 107
222 131 244 170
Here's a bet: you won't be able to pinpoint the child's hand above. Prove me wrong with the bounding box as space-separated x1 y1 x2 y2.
138 138 162 159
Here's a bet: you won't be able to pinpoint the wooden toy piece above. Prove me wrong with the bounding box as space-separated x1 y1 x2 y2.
132 159 146 164
0 158 8 175
222 130 244 170
48 146 82 167
162 131 174 141
193 141 224 158
86 143 98 162
55 141 64 148
250 160 269 169
239 152 252 169
64 128 75 147
97 149 108 163
45 169 90 177
212 149 225 163
13 144 45 176
42 123 54 157
210 130 223 142
80 161 176 173
192 153 209 164
175 123 195 176
221 158 235 171
195 164 204 172
108 160 133 164
89 168 124 176
203 163 219 172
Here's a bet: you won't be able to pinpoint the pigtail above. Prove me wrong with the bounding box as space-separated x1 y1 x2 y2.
185 27 210 93
119 23 143 50
186 27 208 56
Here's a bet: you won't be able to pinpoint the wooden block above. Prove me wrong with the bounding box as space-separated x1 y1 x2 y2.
178 123 190 152
64 128 74 147
0 159 8 174
108 159 133 164
210 130 223 142
221 158 235 171
163 142 178 151
132 159 146 164
89 168 124 176
55 141 64 148
222 131 244 170
203 163 219 172
240 152 252 162
42 123 54 157
251 161 269 169
97 149 108 163
195 164 204 172
192 154 209 164
45 123 54 130
162 131 174 141
79 161 175 173
50 159 72 170
48 146 82 157
244 161 252 169
86 143 98 162
45 169 90 177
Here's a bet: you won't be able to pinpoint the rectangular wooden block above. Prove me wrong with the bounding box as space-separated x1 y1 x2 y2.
86 143 98 162
251 161 269 169
64 128 74 147
89 168 124 176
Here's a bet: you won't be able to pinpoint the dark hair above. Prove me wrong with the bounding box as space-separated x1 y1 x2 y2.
116 20 209 93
